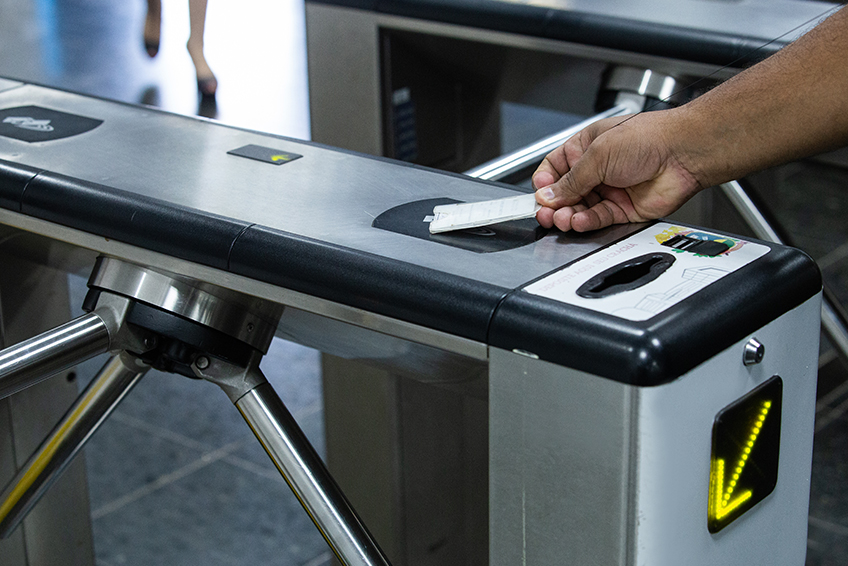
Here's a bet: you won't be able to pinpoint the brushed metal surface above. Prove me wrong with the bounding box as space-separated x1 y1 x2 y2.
0 352 147 539
89 257 283 353
236 381 392 566
0 84 641 289
488 293 820 565
0 212 490 361
0 253 95 566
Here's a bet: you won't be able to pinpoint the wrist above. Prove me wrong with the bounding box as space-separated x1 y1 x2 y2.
660 102 742 190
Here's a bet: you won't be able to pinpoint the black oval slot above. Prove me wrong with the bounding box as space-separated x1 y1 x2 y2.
576 252 676 299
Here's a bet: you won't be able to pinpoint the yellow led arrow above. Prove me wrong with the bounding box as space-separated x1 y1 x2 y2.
709 400 772 522
271 154 290 162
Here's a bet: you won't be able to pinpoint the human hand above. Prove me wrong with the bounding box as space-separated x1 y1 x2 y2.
533 111 703 232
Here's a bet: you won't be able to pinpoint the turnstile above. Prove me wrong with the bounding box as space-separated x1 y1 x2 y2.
0 79 821 565
305 0 831 167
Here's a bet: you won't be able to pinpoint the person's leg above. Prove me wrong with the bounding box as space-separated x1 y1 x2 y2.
187 0 217 96
143 0 161 58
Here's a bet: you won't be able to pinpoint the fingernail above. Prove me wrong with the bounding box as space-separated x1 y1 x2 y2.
538 187 556 202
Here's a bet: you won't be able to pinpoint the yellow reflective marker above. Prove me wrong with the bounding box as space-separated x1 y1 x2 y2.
708 377 782 533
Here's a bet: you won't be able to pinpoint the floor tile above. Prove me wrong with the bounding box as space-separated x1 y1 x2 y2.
84 414 208 512
91 457 327 566
808 411 848 565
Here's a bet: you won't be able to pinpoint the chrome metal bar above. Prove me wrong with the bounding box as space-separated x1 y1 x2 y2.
237 381 391 566
0 351 148 538
0 312 110 400
463 103 639 182
718 181 783 243
719 180 848 366
822 299 848 362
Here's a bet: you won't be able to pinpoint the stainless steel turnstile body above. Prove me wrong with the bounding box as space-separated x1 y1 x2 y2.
490 308 818 565
0 79 821 565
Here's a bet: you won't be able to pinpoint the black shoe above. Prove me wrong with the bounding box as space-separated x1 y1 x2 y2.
197 76 218 98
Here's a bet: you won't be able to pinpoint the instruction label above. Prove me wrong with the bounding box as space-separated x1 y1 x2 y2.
524 223 770 321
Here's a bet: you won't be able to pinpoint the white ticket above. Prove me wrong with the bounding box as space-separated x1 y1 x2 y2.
428 193 541 234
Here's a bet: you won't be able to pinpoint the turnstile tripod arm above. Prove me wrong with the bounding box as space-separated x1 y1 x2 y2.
719 180 848 366
238 383 391 566
193 355 392 566
0 312 109 400
463 101 641 182
0 292 156 401
0 351 149 538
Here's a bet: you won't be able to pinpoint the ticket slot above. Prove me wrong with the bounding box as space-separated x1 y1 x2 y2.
576 252 676 299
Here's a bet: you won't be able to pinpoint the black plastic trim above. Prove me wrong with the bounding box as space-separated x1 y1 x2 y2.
228 224 508 342
542 9 778 66
575 252 675 299
0 158 40 212
4 158 823 385
309 0 785 66
21 171 249 270
489 242 821 386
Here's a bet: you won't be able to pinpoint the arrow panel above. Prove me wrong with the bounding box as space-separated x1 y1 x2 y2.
708 376 783 533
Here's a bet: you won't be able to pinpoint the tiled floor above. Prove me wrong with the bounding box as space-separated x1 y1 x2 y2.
1 1 848 565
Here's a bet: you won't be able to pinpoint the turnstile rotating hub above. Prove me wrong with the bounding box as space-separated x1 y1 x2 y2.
0 257 390 566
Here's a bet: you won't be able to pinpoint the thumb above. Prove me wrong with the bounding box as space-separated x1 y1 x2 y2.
535 149 605 208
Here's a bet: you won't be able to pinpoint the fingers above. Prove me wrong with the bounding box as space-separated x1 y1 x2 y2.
536 202 590 232
532 114 634 200
535 151 607 211
532 134 576 189
537 188 634 233
532 112 680 232
568 199 630 232
534 132 616 209
532 128 591 204
543 201 625 232
532 169 556 190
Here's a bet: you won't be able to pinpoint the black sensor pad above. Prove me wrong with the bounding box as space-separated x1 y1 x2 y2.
372 197 546 253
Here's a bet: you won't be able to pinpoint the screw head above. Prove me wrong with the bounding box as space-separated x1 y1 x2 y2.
195 356 210 370
743 338 765 366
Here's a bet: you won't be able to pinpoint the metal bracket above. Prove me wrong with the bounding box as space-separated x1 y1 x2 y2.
190 350 266 403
